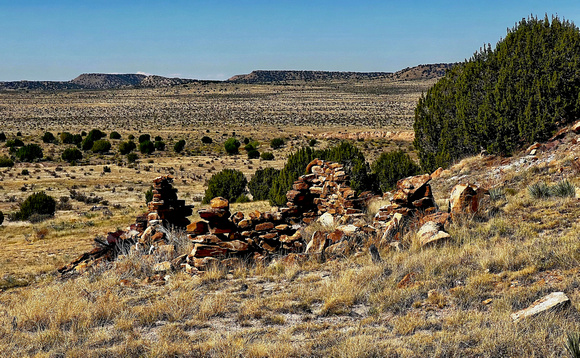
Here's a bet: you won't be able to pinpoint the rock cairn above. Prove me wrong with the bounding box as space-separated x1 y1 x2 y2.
283 159 375 225
58 176 193 275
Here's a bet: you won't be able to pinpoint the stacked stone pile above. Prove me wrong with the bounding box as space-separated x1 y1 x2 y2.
283 159 375 225
374 172 488 248
184 197 304 273
59 175 193 275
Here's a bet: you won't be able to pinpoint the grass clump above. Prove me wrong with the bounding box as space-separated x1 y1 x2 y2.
528 179 576 199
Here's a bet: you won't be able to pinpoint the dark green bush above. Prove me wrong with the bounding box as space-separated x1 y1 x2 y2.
249 168 280 201
42 132 56 143
21 169 29 176
372 150 421 192
139 140 155 154
91 140 111 153
244 143 256 151
6 139 24 148
269 147 317 206
247 149 260 159
81 138 94 151
260 152 274 160
109 131 122 140
0 132 5 142
72 134 83 145
309 138 317 147
85 129 105 142
414 16 580 171
138 134 151 143
61 147 82 162
0 211 3 226
15 192 56 221
243 138 250 145
154 141 166 151
128 134 135 140
270 137 285 149
127 153 138 163
201 136 213 144
145 186 153 204
0 156 14 167
224 138 240 155
174 139 186 153
119 141 136 155
60 132 74 144
154 135 162 142
16 144 43 162
202 169 247 204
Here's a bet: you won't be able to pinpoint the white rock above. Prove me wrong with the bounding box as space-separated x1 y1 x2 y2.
510 292 570 322
317 212 335 227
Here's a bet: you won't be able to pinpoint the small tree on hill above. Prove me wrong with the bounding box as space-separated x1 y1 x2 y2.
224 138 240 155
139 140 155 154
249 168 280 201
42 132 56 143
15 192 56 221
16 144 43 162
174 139 186 153
202 169 247 204
372 150 421 193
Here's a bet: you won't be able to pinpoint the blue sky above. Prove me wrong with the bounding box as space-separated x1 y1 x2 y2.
1 1 579 81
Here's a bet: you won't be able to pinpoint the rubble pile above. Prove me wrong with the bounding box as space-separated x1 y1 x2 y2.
59 162 490 277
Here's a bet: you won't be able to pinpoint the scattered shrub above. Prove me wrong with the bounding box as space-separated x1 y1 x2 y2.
224 138 240 155
154 140 166 151
127 153 138 163
81 138 94 151
103 166 111 173
61 147 83 162
174 139 186 153
566 332 580 358
145 186 153 204
202 169 247 204
15 192 56 221
261 152 274 160
16 144 43 162
0 156 14 167
154 135 162 142
269 147 317 206
60 132 74 144
247 149 260 159
72 134 83 145
488 187 506 201
0 132 5 141
139 140 155 154
6 139 24 148
85 129 105 142
201 136 213 144
372 150 421 192
119 141 136 155
270 137 285 149
244 143 256 151
128 134 135 140
528 182 551 199
109 131 121 139
243 138 250 145
138 134 151 143
42 132 56 143
0 211 3 225
21 169 29 176
309 138 317 147
249 167 280 201
551 179 576 198
91 139 111 153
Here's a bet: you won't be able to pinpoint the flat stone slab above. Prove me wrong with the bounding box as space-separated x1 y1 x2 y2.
510 292 570 322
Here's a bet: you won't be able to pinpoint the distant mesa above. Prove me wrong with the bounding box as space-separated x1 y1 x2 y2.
227 64 455 84
0 73 198 91
0 64 455 91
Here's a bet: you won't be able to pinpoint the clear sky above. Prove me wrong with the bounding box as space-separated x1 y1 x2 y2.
1 0 579 81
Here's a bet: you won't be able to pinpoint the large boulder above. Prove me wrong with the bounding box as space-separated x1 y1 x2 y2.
449 183 488 216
